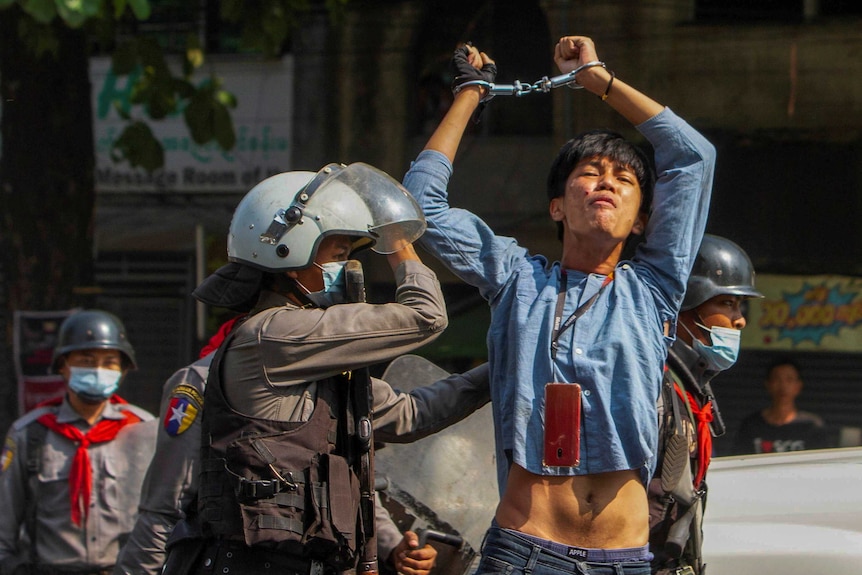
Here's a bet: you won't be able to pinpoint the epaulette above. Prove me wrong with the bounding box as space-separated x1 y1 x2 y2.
12 404 58 431
186 355 214 391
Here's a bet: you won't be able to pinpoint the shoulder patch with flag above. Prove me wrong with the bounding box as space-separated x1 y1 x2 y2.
1 436 15 473
163 383 204 436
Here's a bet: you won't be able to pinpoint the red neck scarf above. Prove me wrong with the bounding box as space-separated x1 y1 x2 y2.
199 316 241 358
673 383 713 488
36 395 142 526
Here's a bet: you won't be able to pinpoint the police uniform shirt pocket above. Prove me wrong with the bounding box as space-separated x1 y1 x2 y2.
37 442 71 483
36 442 75 523
101 449 128 512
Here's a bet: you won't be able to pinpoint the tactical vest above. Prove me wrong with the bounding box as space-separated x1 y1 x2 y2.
649 356 708 575
198 334 361 570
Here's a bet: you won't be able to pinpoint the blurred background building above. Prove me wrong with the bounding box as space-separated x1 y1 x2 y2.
29 0 862 450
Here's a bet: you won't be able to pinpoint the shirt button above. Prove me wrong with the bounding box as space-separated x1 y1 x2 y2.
575 348 583 355
584 390 591 396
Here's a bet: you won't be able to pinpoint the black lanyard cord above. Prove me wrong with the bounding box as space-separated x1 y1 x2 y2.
551 270 614 360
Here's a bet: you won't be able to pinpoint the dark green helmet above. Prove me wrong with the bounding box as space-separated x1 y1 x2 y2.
52 310 137 371
682 234 764 311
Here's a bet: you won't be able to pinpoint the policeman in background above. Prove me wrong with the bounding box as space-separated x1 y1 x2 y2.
184 163 488 575
114 330 439 575
0 310 156 575
649 235 763 575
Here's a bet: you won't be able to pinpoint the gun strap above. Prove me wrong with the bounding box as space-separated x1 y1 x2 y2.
660 373 695 504
25 421 49 565
350 367 377 574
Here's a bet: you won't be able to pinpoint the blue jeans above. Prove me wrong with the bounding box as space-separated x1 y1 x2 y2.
474 527 652 575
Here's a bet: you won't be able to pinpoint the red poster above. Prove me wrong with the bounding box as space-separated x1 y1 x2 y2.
13 310 78 415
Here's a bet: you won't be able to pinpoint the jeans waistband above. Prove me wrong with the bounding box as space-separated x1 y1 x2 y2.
501 528 653 563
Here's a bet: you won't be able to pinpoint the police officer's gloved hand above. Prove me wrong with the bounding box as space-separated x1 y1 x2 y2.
450 44 497 96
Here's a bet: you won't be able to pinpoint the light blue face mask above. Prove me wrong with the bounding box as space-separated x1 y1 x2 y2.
68 366 122 402
690 322 741 373
305 261 348 308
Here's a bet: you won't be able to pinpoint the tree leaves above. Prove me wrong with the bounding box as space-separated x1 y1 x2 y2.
55 0 102 28
18 0 56 24
125 0 150 20
110 120 164 171
184 77 236 148
2 0 336 171
220 0 312 57
109 35 237 168
5 0 150 27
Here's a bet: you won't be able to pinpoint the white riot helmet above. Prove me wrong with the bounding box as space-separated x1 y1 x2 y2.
228 163 427 271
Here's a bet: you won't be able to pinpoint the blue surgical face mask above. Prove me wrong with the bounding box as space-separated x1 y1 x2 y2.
304 261 348 308
316 261 348 293
68 367 123 402
689 322 741 373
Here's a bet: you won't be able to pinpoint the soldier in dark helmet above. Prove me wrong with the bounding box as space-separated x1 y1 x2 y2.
648 234 763 575
182 163 489 575
0 310 156 575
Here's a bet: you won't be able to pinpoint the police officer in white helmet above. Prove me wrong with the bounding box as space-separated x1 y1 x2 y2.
181 163 488 575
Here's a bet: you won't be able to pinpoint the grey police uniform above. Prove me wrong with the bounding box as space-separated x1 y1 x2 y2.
210 260 487 440
114 337 468 575
0 397 155 575
195 259 490 574
114 356 212 575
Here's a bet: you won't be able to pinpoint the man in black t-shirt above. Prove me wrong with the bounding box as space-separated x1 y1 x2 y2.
733 358 828 454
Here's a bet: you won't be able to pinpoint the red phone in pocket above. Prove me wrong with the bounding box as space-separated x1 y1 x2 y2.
543 382 582 467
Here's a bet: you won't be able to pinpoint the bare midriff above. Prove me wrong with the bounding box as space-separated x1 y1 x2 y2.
495 464 649 549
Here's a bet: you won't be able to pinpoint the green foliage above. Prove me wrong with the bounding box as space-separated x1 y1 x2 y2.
0 0 150 24
117 38 182 120
183 32 203 76
125 0 150 19
184 77 237 149
1 0 347 171
108 33 237 168
55 0 102 27
110 120 164 171
14 10 60 55
219 0 345 57
17 0 57 24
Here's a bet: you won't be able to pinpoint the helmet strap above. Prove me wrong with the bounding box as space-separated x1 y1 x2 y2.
285 276 317 308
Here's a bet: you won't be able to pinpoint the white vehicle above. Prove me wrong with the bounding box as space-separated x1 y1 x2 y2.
703 447 862 574
379 356 862 575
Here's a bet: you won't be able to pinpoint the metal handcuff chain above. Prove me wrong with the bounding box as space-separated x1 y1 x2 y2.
454 60 607 103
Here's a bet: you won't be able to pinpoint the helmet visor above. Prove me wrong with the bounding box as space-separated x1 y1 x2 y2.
309 163 426 254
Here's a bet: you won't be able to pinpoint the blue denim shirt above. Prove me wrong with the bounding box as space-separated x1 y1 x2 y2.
403 108 715 491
